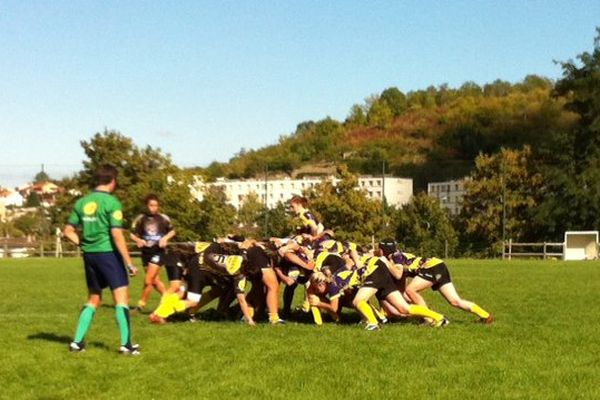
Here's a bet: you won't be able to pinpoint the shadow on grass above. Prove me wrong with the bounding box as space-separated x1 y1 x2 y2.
27 332 110 350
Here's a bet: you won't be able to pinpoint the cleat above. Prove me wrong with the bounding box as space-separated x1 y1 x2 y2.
432 317 450 328
270 318 286 325
149 313 166 324
380 317 389 324
481 314 494 325
69 341 85 353
365 323 380 331
119 344 141 356
188 314 199 323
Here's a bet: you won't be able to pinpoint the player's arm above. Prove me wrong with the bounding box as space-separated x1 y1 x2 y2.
112 228 137 276
383 258 404 280
129 215 146 248
159 229 176 248
236 292 256 326
63 224 80 246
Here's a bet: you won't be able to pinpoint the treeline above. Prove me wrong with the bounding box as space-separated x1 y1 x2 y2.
201 75 576 191
25 29 600 257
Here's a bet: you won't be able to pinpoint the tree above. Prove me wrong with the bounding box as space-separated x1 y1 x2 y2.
393 193 458 257
78 129 178 225
33 170 50 183
25 192 41 207
367 98 393 129
306 166 393 244
236 192 265 237
459 146 543 255
196 185 237 239
380 87 407 117
531 29 600 238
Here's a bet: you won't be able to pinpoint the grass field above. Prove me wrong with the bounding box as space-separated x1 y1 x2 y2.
1 258 599 400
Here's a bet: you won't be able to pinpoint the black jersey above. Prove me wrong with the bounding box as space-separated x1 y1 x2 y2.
131 212 173 249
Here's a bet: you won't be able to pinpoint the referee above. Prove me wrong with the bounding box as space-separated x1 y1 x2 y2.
63 164 140 355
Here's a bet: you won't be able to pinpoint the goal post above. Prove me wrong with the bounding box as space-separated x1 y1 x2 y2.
563 231 599 260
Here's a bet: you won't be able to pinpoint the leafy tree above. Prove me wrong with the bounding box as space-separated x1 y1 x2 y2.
459 146 543 255
307 166 393 244
380 87 407 117
393 193 458 257
367 98 393 129
78 129 178 225
25 192 41 207
33 170 50 183
196 185 237 239
236 192 265 237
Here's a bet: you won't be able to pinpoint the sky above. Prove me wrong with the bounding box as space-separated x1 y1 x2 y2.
1 0 599 188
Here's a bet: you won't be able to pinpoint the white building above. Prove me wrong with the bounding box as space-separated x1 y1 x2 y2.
427 178 467 216
192 175 413 209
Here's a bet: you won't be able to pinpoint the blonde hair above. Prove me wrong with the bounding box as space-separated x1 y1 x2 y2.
310 271 330 285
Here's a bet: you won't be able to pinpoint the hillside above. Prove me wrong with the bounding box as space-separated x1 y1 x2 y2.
198 76 578 190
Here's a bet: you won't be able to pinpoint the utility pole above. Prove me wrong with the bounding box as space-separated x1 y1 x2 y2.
264 165 269 237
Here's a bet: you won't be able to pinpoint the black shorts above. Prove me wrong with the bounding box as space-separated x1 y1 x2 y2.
141 248 166 267
417 263 452 291
163 253 185 281
83 252 129 292
361 261 397 300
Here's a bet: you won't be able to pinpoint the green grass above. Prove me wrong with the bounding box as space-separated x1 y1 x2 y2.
1 258 599 400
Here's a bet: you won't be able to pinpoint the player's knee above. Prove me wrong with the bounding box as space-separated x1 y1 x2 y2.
449 298 462 307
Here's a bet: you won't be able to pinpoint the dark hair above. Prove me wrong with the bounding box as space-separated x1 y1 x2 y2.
290 195 308 208
378 239 397 257
94 164 118 186
145 193 160 205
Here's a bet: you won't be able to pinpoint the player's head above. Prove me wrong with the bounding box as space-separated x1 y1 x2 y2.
144 194 160 214
378 239 397 257
290 195 308 213
94 164 118 191
310 271 329 294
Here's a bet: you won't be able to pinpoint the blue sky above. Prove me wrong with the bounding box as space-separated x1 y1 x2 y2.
1 1 599 187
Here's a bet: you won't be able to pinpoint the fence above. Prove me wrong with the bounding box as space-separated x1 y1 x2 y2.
502 239 564 260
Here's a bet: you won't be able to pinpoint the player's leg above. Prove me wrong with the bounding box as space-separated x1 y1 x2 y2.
138 262 162 310
352 287 379 328
438 282 493 323
70 255 103 352
384 290 446 326
262 268 282 323
405 276 434 307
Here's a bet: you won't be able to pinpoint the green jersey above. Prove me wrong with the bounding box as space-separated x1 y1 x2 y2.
67 190 124 253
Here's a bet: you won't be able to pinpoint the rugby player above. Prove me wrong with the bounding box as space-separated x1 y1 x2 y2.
379 240 494 324
131 194 176 312
353 254 449 330
63 165 139 355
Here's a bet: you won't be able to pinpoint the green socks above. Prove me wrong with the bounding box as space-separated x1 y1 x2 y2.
74 304 96 343
115 305 132 347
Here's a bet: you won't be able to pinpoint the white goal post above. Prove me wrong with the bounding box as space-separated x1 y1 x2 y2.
563 231 599 260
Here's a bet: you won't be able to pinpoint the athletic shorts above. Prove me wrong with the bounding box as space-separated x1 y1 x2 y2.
83 252 129 292
416 263 452 291
163 253 185 281
141 248 166 267
361 261 398 300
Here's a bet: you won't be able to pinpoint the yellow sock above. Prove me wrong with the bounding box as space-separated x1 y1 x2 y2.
470 304 490 319
137 300 146 308
248 306 255 319
356 300 378 325
268 313 280 323
311 307 323 325
408 304 443 322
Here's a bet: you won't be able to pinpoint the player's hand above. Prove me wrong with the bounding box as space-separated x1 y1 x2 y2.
308 295 320 306
136 239 146 248
158 238 168 248
282 276 296 286
127 264 138 277
247 319 256 326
